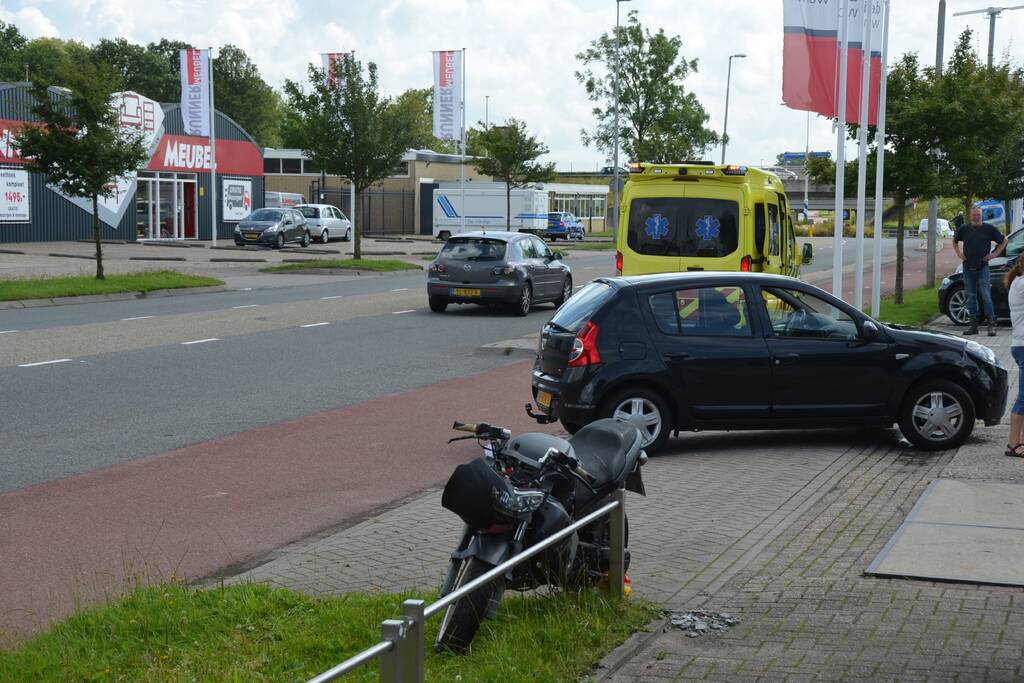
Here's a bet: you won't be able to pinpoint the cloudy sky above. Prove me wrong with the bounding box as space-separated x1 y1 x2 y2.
3 0 1022 169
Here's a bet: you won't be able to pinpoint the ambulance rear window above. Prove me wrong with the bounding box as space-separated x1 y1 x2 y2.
627 198 739 258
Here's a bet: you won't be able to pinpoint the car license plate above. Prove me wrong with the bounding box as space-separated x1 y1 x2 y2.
244 233 260 239
452 288 481 297
537 390 553 409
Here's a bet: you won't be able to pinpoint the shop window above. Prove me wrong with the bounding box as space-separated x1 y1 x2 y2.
281 158 302 174
264 158 281 174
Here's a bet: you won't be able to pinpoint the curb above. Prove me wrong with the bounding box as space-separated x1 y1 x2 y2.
0 248 26 254
0 285 228 309
48 252 95 260
130 256 188 262
264 267 424 276
210 257 267 263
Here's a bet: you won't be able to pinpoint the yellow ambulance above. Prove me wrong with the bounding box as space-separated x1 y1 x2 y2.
615 162 812 277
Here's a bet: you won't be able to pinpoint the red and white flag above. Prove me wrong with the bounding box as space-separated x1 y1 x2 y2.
179 48 211 137
432 50 462 141
783 1 883 125
322 52 349 88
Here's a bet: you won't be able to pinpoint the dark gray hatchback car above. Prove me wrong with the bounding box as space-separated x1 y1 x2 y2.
427 232 572 315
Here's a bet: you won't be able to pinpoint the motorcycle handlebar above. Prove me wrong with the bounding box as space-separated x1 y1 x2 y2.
452 421 478 434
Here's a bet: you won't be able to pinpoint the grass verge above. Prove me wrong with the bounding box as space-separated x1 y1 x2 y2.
0 582 659 682
260 259 422 273
871 279 942 327
0 271 223 302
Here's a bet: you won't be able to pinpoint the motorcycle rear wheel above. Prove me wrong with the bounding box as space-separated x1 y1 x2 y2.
434 557 500 654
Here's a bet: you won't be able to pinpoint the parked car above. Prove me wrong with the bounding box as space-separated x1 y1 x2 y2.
530 272 1007 453
918 218 954 239
427 231 572 316
939 226 1024 325
234 208 311 248
295 204 352 243
546 212 585 241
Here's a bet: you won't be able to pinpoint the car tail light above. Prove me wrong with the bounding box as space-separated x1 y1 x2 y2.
560 221 565 227
615 251 623 275
491 265 515 276
740 255 751 272
429 262 445 273
568 321 601 367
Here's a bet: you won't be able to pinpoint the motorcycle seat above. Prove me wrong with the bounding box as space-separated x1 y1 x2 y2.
568 418 643 490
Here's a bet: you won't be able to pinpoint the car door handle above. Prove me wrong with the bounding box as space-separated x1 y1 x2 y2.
773 353 800 365
665 352 690 360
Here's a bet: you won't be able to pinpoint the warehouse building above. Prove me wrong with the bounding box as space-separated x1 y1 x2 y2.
0 82 264 244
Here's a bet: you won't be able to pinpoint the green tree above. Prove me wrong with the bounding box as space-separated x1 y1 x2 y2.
91 38 179 103
391 86 457 154
575 10 718 163
17 38 91 89
213 45 283 148
15 63 150 279
472 118 556 231
0 21 27 81
283 56 415 259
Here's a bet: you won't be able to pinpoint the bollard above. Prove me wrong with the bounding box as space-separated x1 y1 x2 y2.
608 488 626 600
378 619 406 682
402 599 426 683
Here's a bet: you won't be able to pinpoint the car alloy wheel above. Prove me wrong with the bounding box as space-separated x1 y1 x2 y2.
909 390 965 443
345 228 352 242
947 287 970 326
515 284 532 316
321 229 329 244
301 231 310 248
276 233 284 249
612 396 663 447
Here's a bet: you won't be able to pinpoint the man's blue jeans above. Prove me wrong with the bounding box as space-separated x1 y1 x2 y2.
962 265 995 322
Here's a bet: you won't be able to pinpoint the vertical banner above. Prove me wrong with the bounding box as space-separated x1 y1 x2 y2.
322 52 348 89
782 0 883 125
432 50 462 141
179 48 211 137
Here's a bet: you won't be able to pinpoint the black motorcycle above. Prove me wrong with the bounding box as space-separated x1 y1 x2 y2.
434 418 647 653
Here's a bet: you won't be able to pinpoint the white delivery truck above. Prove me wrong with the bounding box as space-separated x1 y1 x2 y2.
433 185 548 240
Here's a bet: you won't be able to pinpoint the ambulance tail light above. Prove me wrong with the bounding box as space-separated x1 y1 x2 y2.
616 251 623 275
740 255 752 272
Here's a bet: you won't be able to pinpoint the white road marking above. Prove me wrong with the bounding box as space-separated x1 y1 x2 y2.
19 358 72 367
232 304 258 309
301 322 330 328
120 315 153 321
241 287 253 291
391 288 409 292
584 266 594 270
181 338 220 345
392 309 415 315
320 295 343 300
0 329 18 334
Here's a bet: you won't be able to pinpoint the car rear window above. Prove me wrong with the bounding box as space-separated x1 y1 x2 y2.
298 207 320 218
627 198 739 258
549 281 615 332
440 238 507 261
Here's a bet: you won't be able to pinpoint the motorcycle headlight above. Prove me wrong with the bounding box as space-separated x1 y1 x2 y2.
964 340 997 366
493 486 545 516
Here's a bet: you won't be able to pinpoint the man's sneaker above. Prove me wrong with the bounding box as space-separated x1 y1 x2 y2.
964 318 978 336
988 320 997 337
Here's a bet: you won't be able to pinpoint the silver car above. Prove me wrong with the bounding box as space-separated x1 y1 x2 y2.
426 232 572 316
295 204 352 244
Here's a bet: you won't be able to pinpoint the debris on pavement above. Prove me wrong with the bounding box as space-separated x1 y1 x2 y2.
668 609 740 637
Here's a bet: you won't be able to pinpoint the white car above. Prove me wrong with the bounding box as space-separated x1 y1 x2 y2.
296 204 352 243
918 218 954 239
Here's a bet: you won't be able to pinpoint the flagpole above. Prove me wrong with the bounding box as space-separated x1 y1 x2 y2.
871 0 891 318
832 1 851 300
349 51 356 250
460 48 466 234
853 0 873 310
208 46 217 247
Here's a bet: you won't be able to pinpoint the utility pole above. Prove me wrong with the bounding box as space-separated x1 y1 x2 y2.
721 53 747 165
954 4 1024 67
926 0 946 289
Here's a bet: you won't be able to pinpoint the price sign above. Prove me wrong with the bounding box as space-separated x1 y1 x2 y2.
0 169 29 222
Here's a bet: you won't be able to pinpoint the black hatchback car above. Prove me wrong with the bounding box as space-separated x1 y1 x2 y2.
531 273 1007 453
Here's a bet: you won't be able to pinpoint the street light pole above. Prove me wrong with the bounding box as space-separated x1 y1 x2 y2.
485 95 489 129
612 0 631 239
954 5 1024 67
926 0 946 288
721 53 746 165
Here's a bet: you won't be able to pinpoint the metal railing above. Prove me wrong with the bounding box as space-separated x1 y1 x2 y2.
306 488 627 683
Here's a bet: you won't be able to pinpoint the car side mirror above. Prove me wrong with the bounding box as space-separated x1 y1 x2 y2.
551 251 563 261
861 320 880 341
802 242 814 265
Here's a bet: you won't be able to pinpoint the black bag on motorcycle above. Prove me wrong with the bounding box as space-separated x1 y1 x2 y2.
441 457 509 530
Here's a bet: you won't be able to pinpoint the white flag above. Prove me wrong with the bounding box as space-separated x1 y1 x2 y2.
179 48 211 137
432 50 462 141
322 52 348 89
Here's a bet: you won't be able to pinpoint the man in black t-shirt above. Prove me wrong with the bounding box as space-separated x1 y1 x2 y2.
953 206 1007 336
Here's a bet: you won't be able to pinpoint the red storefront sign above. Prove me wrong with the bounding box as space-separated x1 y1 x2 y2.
147 135 263 176
0 120 262 177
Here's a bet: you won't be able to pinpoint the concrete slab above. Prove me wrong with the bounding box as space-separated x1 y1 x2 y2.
867 479 1024 586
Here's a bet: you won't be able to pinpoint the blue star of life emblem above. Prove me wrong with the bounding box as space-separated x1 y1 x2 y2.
644 213 669 240
695 215 720 240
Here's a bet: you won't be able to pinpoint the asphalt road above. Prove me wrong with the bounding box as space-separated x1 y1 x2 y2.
0 238 913 494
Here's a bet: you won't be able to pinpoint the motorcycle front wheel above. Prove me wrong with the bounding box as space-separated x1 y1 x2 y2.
434 557 500 654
